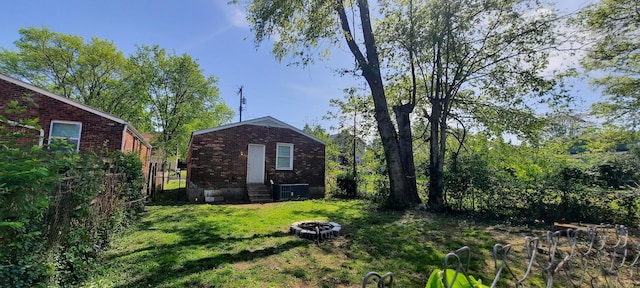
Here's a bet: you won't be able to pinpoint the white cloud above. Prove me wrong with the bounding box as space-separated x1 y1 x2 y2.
528 8 553 19
217 2 249 28
542 21 593 76
228 8 249 28
283 82 327 99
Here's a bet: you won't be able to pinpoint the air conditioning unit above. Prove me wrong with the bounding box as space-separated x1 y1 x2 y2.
272 184 309 201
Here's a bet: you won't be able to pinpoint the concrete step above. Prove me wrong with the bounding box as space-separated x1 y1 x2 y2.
247 184 272 203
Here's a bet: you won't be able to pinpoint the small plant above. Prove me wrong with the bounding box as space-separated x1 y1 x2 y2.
336 171 357 198
425 269 489 288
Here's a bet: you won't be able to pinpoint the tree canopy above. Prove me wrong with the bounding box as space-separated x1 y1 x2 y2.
242 0 566 209
576 0 640 129
0 27 144 125
0 27 233 158
129 45 233 157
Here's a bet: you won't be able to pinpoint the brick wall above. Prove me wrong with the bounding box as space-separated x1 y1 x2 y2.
0 78 125 152
123 128 151 177
0 122 42 147
188 124 325 194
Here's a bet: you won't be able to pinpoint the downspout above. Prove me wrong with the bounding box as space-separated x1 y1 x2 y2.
121 124 127 152
2 119 44 147
38 128 44 147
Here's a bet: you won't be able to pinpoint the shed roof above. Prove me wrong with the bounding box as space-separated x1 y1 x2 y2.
0 73 151 149
192 116 325 145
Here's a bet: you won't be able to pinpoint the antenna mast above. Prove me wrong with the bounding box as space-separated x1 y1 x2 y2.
238 86 246 122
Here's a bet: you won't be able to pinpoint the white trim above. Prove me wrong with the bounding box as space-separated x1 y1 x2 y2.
0 73 151 149
49 120 82 152
126 125 151 149
0 119 45 147
192 116 325 145
121 125 127 152
275 142 294 170
38 126 44 147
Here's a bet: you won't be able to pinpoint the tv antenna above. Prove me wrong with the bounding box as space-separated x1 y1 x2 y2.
238 86 246 122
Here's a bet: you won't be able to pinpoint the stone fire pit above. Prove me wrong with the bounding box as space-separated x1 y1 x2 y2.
290 220 341 241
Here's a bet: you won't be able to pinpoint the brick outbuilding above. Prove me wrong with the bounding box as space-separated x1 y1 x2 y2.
0 73 151 172
187 116 325 203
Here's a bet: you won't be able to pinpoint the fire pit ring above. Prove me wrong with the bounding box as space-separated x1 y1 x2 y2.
290 220 341 241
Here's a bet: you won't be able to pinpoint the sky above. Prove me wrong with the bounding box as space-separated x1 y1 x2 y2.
0 0 599 134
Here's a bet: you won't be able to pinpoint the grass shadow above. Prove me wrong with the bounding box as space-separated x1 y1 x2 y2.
96 199 520 287
109 203 309 287
113 239 308 288
149 188 188 206
288 202 501 285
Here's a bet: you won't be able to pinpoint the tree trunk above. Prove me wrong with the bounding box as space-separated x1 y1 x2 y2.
393 103 421 203
335 0 420 207
365 76 410 205
428 100 445 211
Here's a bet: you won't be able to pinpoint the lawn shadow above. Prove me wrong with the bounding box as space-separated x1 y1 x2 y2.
148 188 189 206
110 206 308 287
105 199 500 287
113 239 308 288
288 202 495 285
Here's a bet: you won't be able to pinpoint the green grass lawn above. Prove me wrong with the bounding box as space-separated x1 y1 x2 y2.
161 171 186 190
86 199 550 288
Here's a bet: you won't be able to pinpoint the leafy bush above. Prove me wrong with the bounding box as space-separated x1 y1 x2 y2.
0 145 57 288
0 141 146 287
595 157 637 189
109 151 145 226
445 153 494 211
335 172 357 199
439 136 639 225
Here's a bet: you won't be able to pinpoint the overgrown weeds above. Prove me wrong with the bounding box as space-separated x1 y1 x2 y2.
0 144 145 287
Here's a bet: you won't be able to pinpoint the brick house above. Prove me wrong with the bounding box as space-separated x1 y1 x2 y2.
0 73 151 172
187 116 325 203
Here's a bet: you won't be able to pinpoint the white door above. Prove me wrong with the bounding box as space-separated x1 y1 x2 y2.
247 144 265 183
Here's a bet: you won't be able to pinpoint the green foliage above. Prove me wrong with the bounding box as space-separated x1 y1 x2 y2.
0 145 56 287
335 171 357 198
377 0 565 206
110 151 146 222
128 45 233 158
425 269 489 288
0 27 234 159
596 158 636 189
440 133 640 225
445 153 493 211
0 125 147 287
0 27 148 128
574 0 640 128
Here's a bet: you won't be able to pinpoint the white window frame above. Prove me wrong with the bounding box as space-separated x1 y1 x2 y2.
49 120 82 152
275 143 294 170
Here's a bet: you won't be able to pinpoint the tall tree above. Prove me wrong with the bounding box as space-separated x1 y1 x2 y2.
241 0 563 209
376 0 561 209
242 0 420 207
129 45 233 159
0 27 149 128
575 0 640 129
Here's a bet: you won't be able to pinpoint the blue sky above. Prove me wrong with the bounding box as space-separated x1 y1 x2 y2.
0 0 599 134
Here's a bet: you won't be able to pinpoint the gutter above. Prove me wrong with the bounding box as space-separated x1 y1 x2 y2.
1 119 44 147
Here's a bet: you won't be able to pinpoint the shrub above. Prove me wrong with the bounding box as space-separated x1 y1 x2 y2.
0 146 57 288
0 144 146 287
335 172 357 199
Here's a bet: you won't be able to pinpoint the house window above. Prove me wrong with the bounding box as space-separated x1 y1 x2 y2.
49 121 82 152
276 143 294 170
